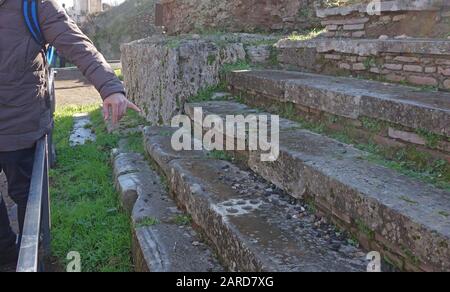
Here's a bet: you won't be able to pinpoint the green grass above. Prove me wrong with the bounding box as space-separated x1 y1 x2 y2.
172 215 192 226
50 104 133 272
114 69 124 81
136 217 160 227
207 150 234 162
288 28 326 41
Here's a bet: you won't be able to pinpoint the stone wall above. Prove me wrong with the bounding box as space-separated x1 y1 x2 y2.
277 38 450 90
82 0 160 59
156 0 321 35
121 34 277 125
317 0 450 39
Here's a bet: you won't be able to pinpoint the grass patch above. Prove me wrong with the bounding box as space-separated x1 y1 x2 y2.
288 28 326 41
50 104 133 272
172 215 192 226
136 217 160 227
188 83 228 102
416 129 441 148
220 60 251 75
124 132 145 154
207 150 234 162
114 69 123 81
399 196 419 205
438 211 449 218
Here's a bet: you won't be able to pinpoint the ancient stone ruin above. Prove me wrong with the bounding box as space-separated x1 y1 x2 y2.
118 0 450 272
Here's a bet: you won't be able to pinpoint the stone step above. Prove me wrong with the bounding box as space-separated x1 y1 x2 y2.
276 38 450 91
143 126 368 272
184 100 450 271
226 69 450 138
112 150 223 272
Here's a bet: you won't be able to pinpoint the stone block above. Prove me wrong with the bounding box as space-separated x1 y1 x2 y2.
386 73 406 82
324 54 342 60
388 128 427 145
384 63 403 71
438 67 450 76
343 24 365 31
407 75 438 86
352 63 367 71
352 31 366 38
403 65 423 73
339 63 351 70
394 56 420 63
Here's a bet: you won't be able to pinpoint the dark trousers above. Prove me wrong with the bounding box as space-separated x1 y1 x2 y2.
0 147 35 253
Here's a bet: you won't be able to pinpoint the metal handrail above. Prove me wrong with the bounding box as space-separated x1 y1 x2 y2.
16 136 51 272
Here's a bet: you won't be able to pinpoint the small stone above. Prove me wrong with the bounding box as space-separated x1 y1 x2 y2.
394 34 411 39
378 35 389 40
444 79 450 89
226 208 239 214
330 243 341 251
192 241 200 246
339 63 351 70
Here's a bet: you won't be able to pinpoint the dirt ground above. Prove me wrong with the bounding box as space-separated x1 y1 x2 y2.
54 68 102 107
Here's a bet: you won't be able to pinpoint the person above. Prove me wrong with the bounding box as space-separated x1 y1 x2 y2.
0 0 140 268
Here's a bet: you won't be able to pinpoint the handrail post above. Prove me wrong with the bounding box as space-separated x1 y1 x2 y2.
41 137 51 256
16 135 51 272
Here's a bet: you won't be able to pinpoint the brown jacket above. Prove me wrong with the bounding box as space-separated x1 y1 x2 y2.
0 0 125 151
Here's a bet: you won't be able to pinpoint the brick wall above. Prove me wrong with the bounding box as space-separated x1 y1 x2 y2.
277 39 450 90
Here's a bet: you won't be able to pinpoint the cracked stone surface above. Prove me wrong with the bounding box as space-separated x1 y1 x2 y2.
184 100 450 272
144 126 369 272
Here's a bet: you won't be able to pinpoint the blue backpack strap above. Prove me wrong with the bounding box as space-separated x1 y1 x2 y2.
23 0 44 45
23 0 56 65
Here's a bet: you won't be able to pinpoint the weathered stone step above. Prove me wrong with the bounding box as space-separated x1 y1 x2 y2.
227 69 450 138
143 126 368 272
112 150 223 272
184 100 450 272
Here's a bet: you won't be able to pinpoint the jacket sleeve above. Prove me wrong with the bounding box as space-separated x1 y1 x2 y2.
39 0 125 100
